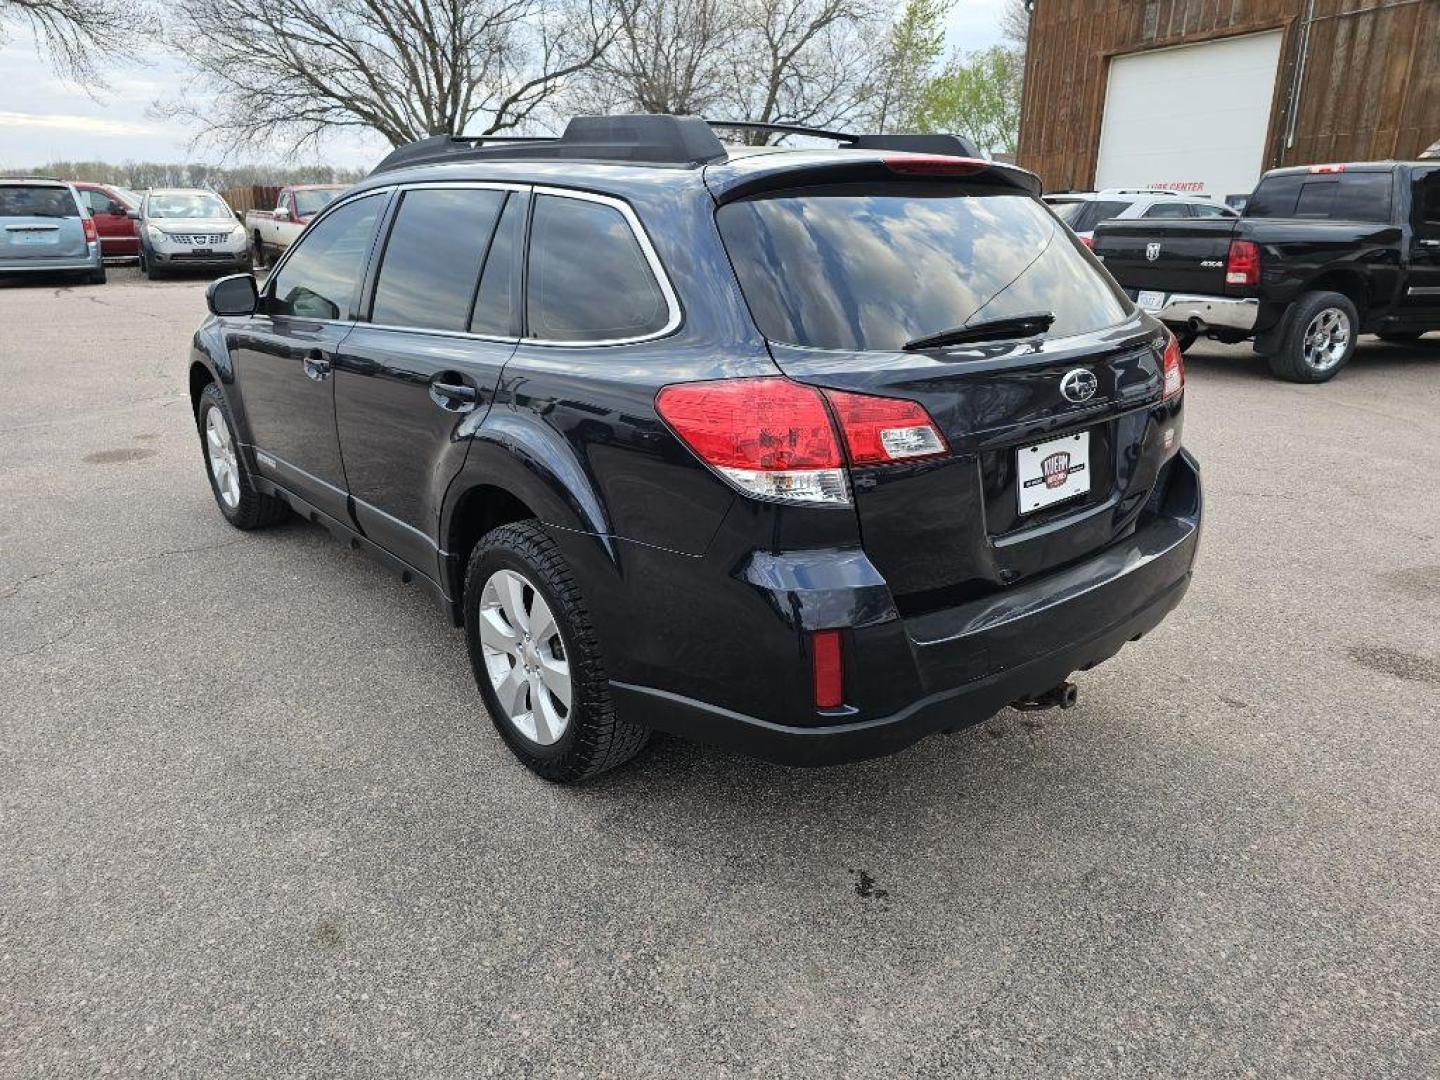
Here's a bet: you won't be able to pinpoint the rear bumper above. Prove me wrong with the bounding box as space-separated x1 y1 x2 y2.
0 253 101 273
612 450 1202 766
1143 292 1258 334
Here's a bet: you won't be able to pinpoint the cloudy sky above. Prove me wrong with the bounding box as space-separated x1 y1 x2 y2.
0 0 1010 169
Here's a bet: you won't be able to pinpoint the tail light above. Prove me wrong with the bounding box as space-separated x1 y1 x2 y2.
655 378 948 505
811 629 843 709
1078 234 1094 249
1310 163 1345 174
1226 240 1260 286
82 216 98 244
1161 332 1184 401
823 388 947 465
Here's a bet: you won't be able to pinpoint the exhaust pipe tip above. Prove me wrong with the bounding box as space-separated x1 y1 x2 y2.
1010 680 1079 712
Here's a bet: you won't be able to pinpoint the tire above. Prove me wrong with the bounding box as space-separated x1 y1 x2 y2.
252 233 267 269
1377 331 1424 344
1265 291 1359 383
87 265 107 285
1173 328 1198 355
196 382 287 530
464 521 649 782
142 252 164 281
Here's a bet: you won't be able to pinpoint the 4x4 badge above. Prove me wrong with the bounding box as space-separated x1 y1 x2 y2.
1060 368 1098 403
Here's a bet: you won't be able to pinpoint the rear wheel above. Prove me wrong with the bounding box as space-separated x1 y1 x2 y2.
464 521 648 782
87 265 107 285
1266 291 1358 383
251 232 268 269
197 382 286 529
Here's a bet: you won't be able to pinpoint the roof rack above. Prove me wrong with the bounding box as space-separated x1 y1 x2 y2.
370 115 728 175
705 120 983 159
369 114 989 176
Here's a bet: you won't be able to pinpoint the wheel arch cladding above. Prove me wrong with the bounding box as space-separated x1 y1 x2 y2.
189 361 215 417
1305 270 1369 315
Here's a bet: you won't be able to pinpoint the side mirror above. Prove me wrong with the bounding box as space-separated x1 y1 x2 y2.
207 273 259 317
126 209 140 220
274 207 291 222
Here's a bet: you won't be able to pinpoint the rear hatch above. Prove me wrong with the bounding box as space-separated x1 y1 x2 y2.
1091 217 1238 297
714 172 1178 614
0 184 87 261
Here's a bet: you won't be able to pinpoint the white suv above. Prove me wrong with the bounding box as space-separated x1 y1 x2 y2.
1044 189 1238 246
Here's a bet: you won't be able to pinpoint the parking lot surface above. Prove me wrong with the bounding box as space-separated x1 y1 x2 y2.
3 266 1438 1078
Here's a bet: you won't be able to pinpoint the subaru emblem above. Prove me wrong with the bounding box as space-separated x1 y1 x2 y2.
1060 368 1098 404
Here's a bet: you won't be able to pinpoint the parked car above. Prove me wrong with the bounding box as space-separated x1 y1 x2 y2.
73 181 143 258
1044 189 1238 246
133 188 251 280
1092 161 1440 381
0 177 106 284
187 115 1201 781
245 184 347 267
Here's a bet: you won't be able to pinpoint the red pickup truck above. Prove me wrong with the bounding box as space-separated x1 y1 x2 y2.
244 184 346 267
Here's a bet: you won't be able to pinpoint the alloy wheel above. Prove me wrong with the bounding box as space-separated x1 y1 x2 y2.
1302 307 1351 372
205 407 241 508
477 568 572 745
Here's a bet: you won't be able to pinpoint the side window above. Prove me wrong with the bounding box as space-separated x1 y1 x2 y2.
269 194 383 320
526 194 670 342
1415 168 1440 237
80 190 103 214
1246 174 1304 218
1192 203 1232 218
1142 202 1192 219
370 187 506 332
1332 173 1393 223
470 193 524 337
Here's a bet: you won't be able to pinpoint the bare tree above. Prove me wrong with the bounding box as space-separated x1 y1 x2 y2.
164 0 623 155
2 0 148 79
584 0 740 117
999 0 1029 51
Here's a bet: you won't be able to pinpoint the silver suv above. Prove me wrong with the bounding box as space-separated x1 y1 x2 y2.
134 188 251 280
0 178 106 284
1044 188 1238 245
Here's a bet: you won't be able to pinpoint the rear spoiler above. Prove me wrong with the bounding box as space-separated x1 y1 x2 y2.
707 153 1043 203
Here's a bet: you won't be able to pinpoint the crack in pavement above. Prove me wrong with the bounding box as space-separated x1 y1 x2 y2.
1 537 249 602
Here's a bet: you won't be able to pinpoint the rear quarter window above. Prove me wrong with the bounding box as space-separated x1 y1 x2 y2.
717 183 1131 353
1247 171 1392 222
526 194 671 342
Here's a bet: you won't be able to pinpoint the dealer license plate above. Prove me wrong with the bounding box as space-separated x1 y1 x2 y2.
1017 431 1091 514
1137 289 1165 312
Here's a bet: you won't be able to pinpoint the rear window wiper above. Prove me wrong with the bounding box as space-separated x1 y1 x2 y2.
902 312 1056 351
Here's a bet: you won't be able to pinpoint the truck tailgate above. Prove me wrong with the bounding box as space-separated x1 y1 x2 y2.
1093 219 1237 297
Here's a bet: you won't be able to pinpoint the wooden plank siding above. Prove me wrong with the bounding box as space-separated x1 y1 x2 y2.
1017 0 1439 191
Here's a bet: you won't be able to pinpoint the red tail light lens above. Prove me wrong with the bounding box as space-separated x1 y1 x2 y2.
1226 240 1260 286
1078 234 1094 249
655 377 848 504
82 216 98 244
883 155 989 177
823 388 948 465
812 629 843 709
1161 332 1184 400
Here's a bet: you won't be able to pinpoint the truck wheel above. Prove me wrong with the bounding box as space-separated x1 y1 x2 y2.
1267 291 1358 383
197 382 287 529
464 521 649 783
251 233 267 269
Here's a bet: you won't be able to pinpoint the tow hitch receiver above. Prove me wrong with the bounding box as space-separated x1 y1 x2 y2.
1010 681 1078 712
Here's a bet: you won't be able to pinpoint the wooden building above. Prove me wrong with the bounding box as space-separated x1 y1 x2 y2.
1017 0 1440 198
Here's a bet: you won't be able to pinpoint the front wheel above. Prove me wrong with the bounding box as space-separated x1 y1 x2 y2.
197 382 287 529
1266 291 1359 383
464 521 649 782
142 251 164 281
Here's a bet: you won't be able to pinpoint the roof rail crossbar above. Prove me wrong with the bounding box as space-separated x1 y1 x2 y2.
369 116 728 175
704 120 982 160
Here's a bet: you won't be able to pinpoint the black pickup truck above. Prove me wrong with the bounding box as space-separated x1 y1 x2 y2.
1092 161 1440 382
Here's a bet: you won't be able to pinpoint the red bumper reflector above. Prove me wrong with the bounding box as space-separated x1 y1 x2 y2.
812 629 843 709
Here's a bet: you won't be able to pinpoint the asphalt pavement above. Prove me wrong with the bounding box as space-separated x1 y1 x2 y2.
2 265 1438 1078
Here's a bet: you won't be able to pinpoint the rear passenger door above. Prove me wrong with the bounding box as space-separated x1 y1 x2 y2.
332 184 525 582
1401 167 1440 324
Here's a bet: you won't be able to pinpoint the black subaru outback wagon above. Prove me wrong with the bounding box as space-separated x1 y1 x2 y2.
189 115 1201 781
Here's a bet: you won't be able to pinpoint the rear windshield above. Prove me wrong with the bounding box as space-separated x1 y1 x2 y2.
0 185 78 218
717 184 1131 352
1246 171 1393 223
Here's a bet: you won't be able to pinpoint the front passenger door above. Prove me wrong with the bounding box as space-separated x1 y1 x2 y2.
229 191 388 523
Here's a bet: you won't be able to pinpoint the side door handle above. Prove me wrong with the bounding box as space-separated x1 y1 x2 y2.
303 349 332 381
429 371 479 413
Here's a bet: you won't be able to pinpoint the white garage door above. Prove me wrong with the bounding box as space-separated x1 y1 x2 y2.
1095 31 1283 200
